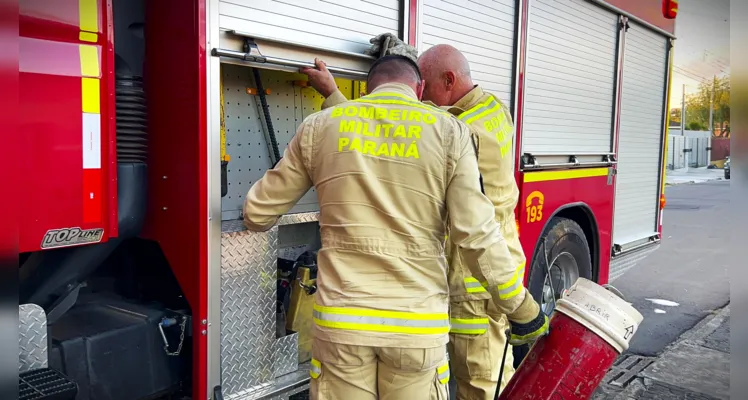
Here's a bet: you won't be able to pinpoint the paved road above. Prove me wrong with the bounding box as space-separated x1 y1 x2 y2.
613 180 730 356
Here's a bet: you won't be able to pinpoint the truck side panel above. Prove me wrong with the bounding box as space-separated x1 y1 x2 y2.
142 1 210 398
19 0 117 252
521 0 618 157
611 21 669 250
517 169 614 285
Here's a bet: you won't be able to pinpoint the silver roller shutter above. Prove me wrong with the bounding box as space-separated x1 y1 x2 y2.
522 0 618 155
612 22 668 247
218 0 401 55
419 0 517 109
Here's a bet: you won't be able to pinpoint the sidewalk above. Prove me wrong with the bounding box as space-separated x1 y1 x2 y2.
593 305 730 399
666 167 726 186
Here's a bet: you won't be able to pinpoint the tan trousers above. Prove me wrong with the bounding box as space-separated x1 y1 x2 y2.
448 299 515 400
309 337 450 400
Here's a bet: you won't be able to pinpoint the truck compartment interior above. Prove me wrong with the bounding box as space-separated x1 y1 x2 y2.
218 60 365 395
220 63 364 220
48 294 187 400
19 0 372 397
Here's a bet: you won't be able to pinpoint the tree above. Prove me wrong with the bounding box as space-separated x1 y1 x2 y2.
687 121 705 130
683 76 730 136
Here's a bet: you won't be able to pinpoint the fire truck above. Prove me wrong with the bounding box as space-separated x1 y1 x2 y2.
17 0 677 399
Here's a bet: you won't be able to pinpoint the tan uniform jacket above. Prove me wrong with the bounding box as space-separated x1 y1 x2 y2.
244 84 538 350
443 86 527 303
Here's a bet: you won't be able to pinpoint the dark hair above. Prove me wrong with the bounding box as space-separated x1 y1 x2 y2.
367 55 422 87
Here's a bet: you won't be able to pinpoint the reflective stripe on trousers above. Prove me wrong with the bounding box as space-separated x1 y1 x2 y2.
450 317 489 335
313 304 450 335
437 362 450 384
310 358 322 379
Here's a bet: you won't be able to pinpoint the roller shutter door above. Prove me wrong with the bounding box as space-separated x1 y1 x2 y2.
218 0 401 55
613 22 668 247
419 0 517 109
522 0 618 154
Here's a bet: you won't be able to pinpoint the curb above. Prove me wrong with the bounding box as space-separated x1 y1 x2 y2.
678 304 730 345
665 177 725 186
593 304 730 400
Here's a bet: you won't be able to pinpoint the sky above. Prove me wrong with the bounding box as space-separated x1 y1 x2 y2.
670 0 730 106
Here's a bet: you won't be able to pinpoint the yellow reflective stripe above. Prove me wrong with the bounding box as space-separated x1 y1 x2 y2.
458 97 493 120
511 316 549 342
79 45 100 78
459 97 501 125
310 358 322 379
437 362 450 384
450 318 489 335
79 31 98 43
313 304 450 335
81 78 100 114
464 277 487 294
79 0 99 33
523 168 609 183
353 92 452 117
498 262 527 300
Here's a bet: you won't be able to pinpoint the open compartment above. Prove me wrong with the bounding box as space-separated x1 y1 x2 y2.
215 29 371 397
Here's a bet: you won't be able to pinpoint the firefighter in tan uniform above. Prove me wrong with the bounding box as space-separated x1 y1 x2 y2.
244 55 547 400
302 40 536 399
419 44 528 399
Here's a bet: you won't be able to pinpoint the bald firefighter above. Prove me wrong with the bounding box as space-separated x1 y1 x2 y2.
244 55 546 399
302 39 539 399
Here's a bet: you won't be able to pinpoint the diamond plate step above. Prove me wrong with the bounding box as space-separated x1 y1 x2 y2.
605 354 655 388
19 304 48 373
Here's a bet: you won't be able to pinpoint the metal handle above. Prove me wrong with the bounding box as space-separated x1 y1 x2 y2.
523 160 617 170
602 284 626 301
212 48 368 79
230 30 376 61
298 280 317 295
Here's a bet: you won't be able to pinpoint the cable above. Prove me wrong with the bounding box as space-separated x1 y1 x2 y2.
252 68 282 166
494 329 512 400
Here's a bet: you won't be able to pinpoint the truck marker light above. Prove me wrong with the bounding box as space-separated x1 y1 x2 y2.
663 0 678 19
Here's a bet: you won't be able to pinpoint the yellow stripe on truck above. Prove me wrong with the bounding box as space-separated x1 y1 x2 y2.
81 78 100 113
79 45 100 77
79 0 99 34
523 167 609 183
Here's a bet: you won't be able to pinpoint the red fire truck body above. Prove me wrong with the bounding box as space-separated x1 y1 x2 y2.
18 0 677 399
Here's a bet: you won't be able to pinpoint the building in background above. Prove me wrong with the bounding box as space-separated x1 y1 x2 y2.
668 0 730 165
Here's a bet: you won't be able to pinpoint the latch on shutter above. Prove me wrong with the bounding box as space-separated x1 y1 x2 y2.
608 166 616 186
212 31 371 79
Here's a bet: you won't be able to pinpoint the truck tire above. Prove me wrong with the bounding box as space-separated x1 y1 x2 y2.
512 217 594 368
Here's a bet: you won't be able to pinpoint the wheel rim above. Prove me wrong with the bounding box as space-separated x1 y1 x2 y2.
541 251 580 315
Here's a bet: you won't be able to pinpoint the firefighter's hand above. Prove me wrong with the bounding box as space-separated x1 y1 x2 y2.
509 311 549 346
299 58 337 98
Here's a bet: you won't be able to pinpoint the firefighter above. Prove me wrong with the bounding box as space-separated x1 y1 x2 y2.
418 43 527 399
302 41 531 399
244 55 547 400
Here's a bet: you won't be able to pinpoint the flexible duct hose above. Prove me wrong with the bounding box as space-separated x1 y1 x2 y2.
252 68 281 165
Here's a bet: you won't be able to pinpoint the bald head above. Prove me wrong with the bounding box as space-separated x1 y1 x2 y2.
417 44 474 106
